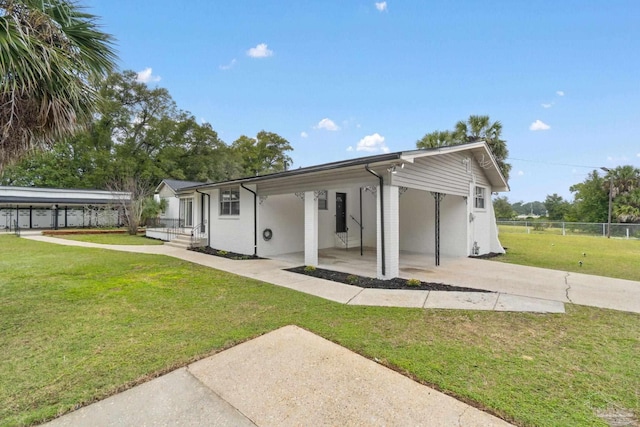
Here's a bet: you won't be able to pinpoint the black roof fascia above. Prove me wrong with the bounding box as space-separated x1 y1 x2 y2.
0 196 119 205
178 152 403 193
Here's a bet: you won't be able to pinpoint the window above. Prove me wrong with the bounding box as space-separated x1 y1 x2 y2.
220 187 240 215
318 190 328 210
474 186 486 209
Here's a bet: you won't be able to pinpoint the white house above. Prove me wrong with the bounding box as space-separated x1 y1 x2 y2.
157 142 509 279
153 179 205 226
0 186 129 230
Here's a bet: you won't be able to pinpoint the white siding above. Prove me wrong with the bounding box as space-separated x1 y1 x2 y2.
392 153 472 196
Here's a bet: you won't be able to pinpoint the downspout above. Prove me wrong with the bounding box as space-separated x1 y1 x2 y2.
240 183 258 257
195 189 210 246
365 165 385 276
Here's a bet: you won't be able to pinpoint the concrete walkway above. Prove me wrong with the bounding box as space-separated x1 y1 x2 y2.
24 235 572 313
22 235 638 426
45 325 514 427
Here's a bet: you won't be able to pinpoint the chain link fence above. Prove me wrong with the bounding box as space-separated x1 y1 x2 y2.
497 221 640 239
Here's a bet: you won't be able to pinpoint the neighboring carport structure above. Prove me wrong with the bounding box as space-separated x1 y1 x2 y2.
0 186 130 230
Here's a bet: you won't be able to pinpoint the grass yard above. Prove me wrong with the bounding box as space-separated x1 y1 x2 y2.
496 226 640 281
53 233 164 245
1 235 639 427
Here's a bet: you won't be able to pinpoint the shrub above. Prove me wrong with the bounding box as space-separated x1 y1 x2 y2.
406 278 421 287
346 274 359 285
303 265 316 272
217 250 228 256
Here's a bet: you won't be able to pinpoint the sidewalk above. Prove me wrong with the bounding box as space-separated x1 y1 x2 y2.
24 235 567 313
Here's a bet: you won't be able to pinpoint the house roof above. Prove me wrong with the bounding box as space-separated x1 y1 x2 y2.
156 179 206 193
0 196 119 205
178 141 509 195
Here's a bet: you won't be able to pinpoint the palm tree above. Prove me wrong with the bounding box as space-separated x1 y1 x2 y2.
453 115 510 180
0 0 116 170
416 115 511 180
416 130 453 149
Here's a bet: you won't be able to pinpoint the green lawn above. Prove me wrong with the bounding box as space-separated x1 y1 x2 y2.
497 226 640 281
53 233 164 245
1 235 638 427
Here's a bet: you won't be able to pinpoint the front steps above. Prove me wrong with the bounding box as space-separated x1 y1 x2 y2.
334 234 361 250
166 234 206 249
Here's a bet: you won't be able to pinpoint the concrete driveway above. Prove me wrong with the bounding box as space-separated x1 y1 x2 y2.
23 235 640 313
45 325 514 427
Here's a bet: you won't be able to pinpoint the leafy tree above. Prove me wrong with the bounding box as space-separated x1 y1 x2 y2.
544 193 571 220
232 131 293 176
569 171 608 223
493 196 514 219
417 115 511 180
0 0 116 170
512 201 545 216
1 70 245 188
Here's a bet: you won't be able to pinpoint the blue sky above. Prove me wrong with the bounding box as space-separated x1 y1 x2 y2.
86 0 639 203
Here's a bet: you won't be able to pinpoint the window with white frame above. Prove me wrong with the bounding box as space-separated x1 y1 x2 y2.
219 187 240 215
318 190 328 210
474 186 486 209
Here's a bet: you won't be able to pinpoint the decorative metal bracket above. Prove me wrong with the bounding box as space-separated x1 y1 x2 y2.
363 185 377 196
294 192 305 200
430 191 446 202
259 195 268 205
399 186 409 197
314 190 327 200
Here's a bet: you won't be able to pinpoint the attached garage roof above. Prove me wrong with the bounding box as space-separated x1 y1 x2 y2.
178 141 509 195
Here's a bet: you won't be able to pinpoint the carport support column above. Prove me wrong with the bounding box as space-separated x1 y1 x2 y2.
376 185 399 279
304 191 318 266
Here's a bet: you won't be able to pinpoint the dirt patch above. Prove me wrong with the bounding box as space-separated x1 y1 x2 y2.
286 266 492 292
189 246 262 260
597 408 639 427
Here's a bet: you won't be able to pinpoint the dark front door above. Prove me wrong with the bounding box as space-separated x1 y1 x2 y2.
336 192 347 232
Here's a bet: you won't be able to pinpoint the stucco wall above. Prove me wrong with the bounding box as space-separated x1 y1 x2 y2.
258 193 304 257
207 187 256 255
399 189 469 258
399 188 433 253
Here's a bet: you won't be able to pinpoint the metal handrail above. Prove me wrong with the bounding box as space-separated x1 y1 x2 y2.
349 215 362 229
190 222 207 248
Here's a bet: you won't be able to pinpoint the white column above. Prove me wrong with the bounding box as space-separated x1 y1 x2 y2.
304 191 318 266
376 185 399 279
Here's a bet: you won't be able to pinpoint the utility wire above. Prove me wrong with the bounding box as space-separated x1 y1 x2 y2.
507 157 600 169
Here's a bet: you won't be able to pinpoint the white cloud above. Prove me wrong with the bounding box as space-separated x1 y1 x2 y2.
517 170 524 176
300 131 308 138
529 120 550 131
314 118 340 131
347 146 354 152
541 103 553 108
636 153 640 157
136 67 161 83
375 1 387 11
556 90 565 96
247 43 273 58
219 58 237 70
356 133 389 153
